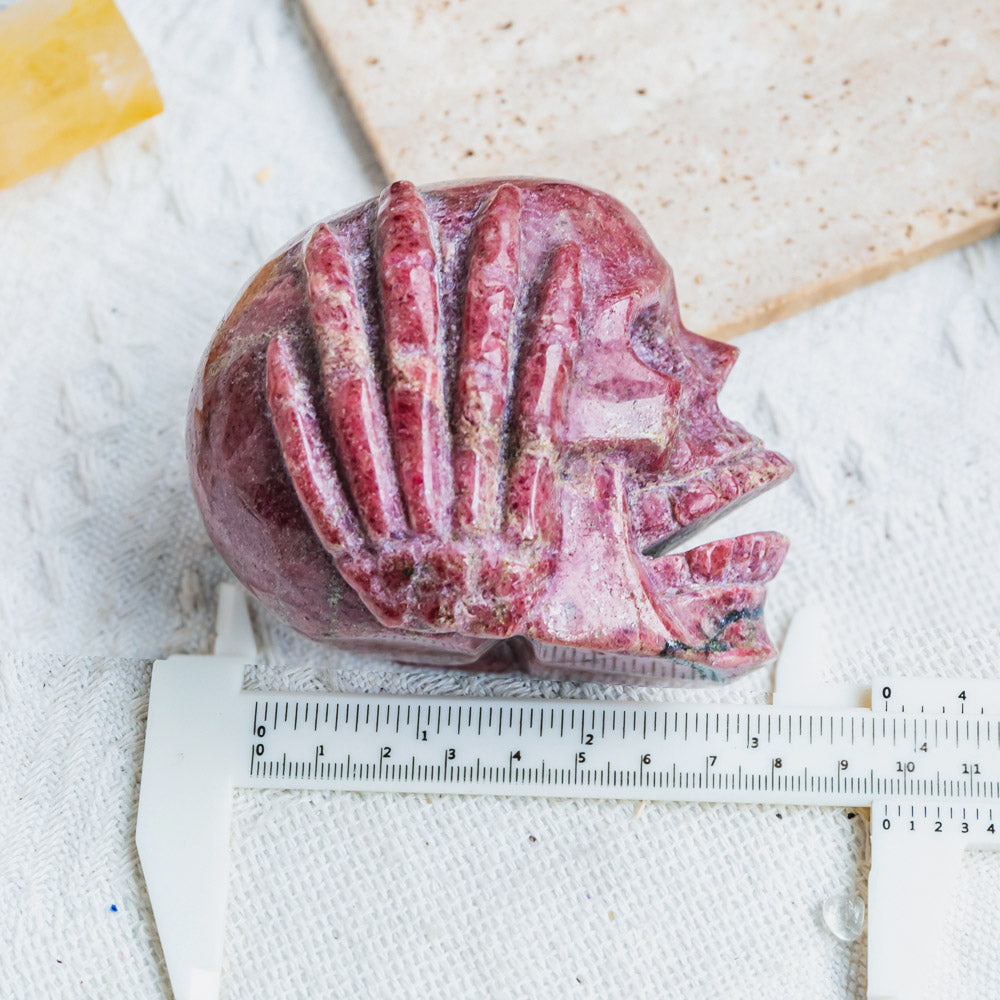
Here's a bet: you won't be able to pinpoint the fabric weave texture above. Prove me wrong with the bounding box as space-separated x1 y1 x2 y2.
1 3 999 998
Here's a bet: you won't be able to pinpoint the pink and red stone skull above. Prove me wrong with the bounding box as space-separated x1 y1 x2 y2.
188 179 792 682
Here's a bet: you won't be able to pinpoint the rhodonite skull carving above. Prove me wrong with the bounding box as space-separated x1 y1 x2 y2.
188 179 792 682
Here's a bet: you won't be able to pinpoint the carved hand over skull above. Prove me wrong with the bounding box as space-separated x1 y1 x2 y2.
188 179 792 682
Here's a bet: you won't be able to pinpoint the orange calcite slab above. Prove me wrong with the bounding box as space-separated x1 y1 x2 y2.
0 0 162 189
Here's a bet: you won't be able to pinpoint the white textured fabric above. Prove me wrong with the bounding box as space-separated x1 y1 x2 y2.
1 2 1000 998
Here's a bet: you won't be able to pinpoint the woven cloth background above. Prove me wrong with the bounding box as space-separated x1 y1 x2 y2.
1 2 999 998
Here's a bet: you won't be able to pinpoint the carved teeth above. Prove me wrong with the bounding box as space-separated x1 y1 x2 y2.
638 531 788 591
684 531 789 584
633 447 794 554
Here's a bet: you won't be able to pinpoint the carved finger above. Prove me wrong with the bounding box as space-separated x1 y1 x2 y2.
376 181 452 535
265 332 365 556
304 224 406 542
505 242 582 546
453 183 522 534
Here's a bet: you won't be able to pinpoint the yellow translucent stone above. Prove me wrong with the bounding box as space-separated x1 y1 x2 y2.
0 0 163 189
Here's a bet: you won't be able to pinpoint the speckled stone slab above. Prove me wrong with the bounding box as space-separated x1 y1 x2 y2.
301 0 1000 339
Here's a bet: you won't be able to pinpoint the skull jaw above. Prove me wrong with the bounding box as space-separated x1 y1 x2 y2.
514 458 788 680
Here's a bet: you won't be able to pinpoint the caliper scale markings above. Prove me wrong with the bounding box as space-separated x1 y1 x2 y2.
243 693 1000 811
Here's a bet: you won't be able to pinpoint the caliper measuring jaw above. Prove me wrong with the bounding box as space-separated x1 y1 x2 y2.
774 606 1000 1000
136 585 255 1000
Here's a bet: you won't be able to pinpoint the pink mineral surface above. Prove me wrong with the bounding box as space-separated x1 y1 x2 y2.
188 179 793 682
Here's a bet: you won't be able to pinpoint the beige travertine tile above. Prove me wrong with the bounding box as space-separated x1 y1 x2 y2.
302 0 1000 339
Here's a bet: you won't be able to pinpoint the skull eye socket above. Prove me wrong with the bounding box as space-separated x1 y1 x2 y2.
628 301 690 382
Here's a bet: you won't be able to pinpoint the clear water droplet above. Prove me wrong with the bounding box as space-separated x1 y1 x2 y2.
822 891 865 942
